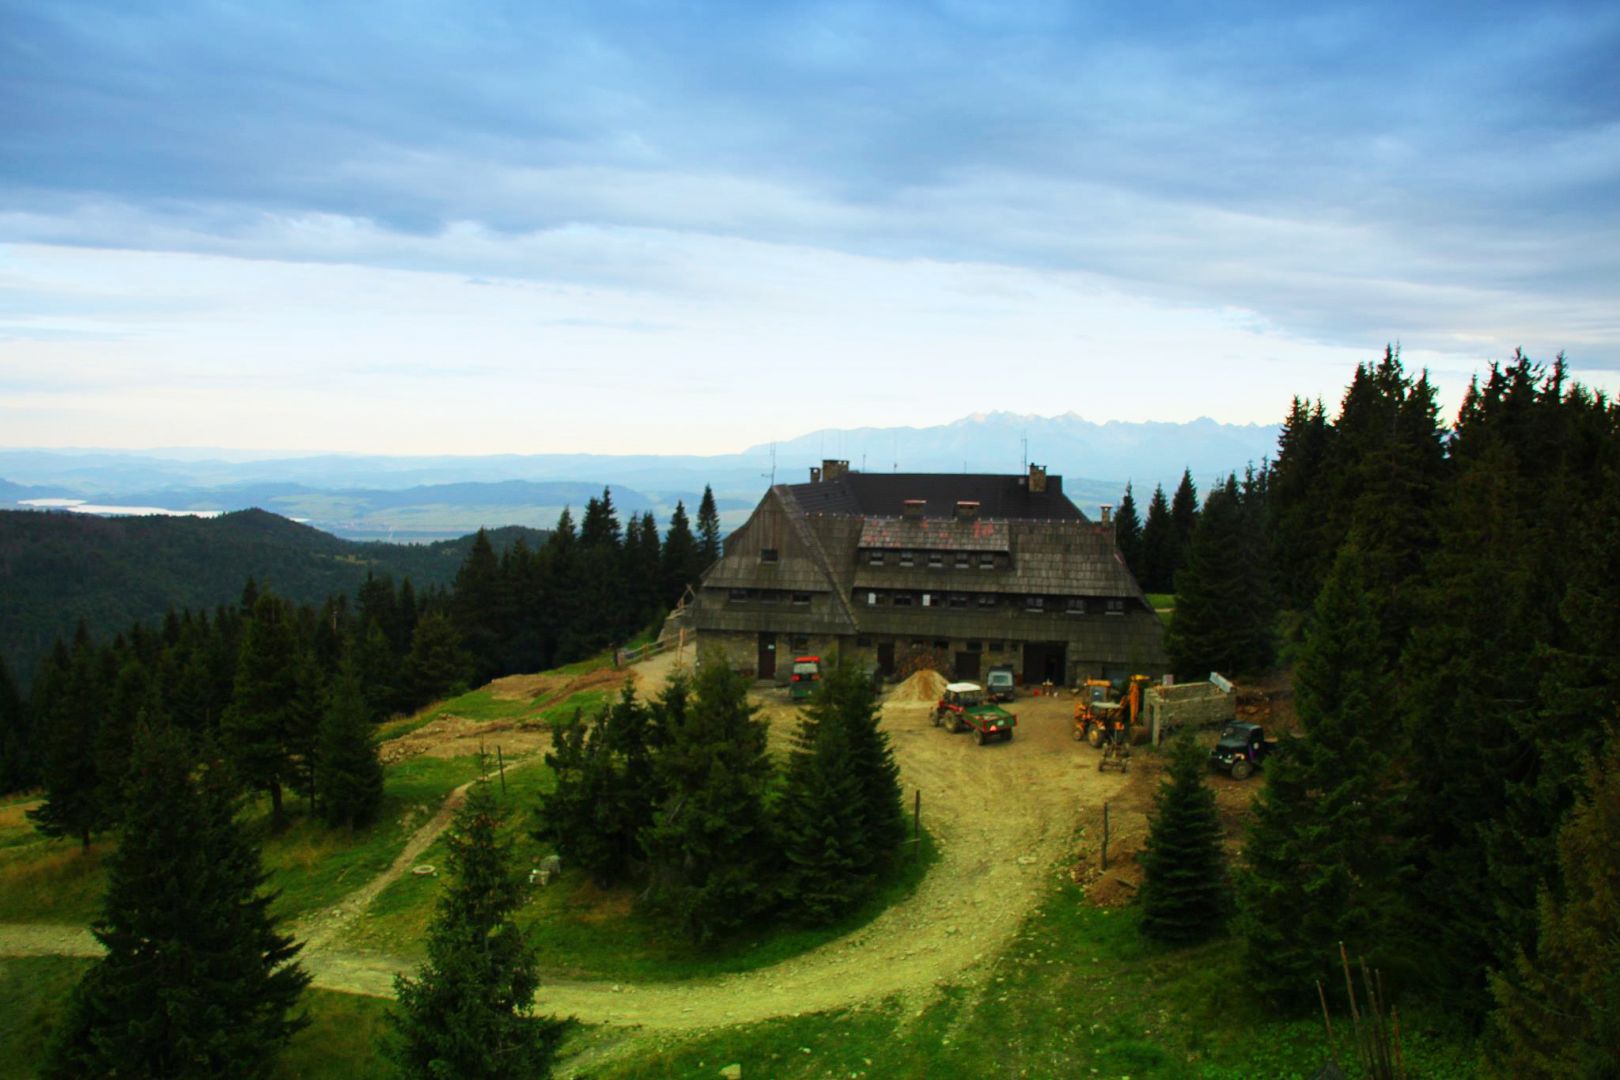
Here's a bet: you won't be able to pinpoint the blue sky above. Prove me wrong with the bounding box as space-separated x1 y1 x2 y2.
2 1 1617 453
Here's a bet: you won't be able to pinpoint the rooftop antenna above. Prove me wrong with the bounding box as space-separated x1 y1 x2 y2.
893 434 898 474
1021 434 1028 473
861 452 867 472
762 442 777 487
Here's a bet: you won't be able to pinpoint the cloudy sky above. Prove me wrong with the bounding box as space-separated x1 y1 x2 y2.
3 1 1617 454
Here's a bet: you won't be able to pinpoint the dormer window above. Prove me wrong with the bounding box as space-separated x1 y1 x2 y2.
899 550 915 567
760 548 779 563
928 552 944 568
1106 598 1125 615
1066 597 1087 615
868 550 884 566
1024 595 1045 611
978 553 995 569
955 552 970 568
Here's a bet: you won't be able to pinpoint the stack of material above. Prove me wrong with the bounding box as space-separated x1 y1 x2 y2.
889 669 949 703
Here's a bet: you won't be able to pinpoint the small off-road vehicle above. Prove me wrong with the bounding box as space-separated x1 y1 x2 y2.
1208 721 1277 780
985 664 1016 702
933 682 1017 745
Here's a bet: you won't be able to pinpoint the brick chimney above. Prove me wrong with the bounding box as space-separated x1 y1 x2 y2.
1100 504 1113 527
902 498 926 520
810 466 822 483
822 459 849 481
955 500 980 523
1028 463 1047 493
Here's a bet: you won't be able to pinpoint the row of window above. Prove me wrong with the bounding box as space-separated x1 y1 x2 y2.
858 589 1126 614
866 549 1006 569
729 588 812 605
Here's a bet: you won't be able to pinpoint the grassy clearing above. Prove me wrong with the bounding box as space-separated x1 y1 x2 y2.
0 799 113 923
0 955 93 1079
344 757 941 984
1146 592 1176 610
585 889 1480 1079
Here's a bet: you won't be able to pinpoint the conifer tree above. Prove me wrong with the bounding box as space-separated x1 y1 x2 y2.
777 680 868 922
222 592 301 829
1139 484 1174 592
1168 468 1200 579
1487 726 1620 1078
29 630 109 850
405 611 470 709
1235 544 1406 1005
696 484 722 566
1268 396 1334 608
316 665 384 831
353 618 400 722
660 500 702 608
0 654 33 795
453 529 505 684
642 655 776 942
1113 482 1144 583
1164 475 1275 678
1138 732 1229 945
825 659 905 862
389 777 560 1079
43 721 309 1079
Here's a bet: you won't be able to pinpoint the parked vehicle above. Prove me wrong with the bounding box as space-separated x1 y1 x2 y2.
789 655 822 701
985 665 1016 702
933 681 1017 745
1208 721 1278 780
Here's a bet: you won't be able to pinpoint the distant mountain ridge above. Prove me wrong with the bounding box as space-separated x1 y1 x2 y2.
0 508 547 689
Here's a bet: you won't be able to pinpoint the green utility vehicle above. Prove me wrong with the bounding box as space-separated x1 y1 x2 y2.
932 681 1017 745
789 655 822 701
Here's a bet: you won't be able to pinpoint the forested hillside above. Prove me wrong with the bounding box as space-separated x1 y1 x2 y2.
0 508 546 689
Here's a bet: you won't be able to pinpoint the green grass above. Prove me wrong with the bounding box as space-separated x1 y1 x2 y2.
1146 592 1176 610
257 754 488 924
344 763 941 985
0 800 113 923
585 889 1481 1079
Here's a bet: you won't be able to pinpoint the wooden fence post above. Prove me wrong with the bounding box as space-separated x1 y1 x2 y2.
1102 802 1110 870
496 746 507 797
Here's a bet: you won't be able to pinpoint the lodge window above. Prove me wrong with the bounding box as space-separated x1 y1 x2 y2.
893 593 915 607
989 640 1005 652
866 591 879 606
759 590 780 605
791 635 809 651
1066 597 1087 615
728 589 749 603
979 553 995 569
977 593 997 608
868 550 884 565
949 593 968 608
934 640 949 651
1024 596 1045 611
760 548 778 563
928 552 944 568
955 552 971 568
1106 598 1125 615
966 640 982 652
792 592 811 606
857 635 873 647
921 592 932 607
899 550 915 567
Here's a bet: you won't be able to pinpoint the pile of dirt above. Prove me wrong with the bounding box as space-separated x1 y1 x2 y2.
486 672 563 702
379 715 550 764
888 668 949 703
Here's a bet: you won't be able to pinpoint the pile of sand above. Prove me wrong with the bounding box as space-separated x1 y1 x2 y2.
889 669 949 703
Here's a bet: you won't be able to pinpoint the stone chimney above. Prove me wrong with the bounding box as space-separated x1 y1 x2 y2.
902 498 926 520
822 458 850 482
955 500 980 523
1028 463 1047 493
810 466 822 483
1100 504 1113 527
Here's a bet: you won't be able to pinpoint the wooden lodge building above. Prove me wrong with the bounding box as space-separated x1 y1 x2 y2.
686 460 1166 686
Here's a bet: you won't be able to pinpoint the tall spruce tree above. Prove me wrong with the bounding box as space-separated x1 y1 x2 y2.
0 654 30 794
777 680 869 922
696 484 722 566
1268 396 1335 609
642 655 776 942
28 629 110 850
1138 732 1229 944
389 777 560 1079
1139 484 1174 593
1235 543 1407 1005
452 528 505 684
1168 468 1200 580
405 611 470 709
1164 475 1275 679
1487 725 1620 1078
1113 482 1145 583
660 500 703 609
222 592 301 829
43 721 309 1079
316 665 384 831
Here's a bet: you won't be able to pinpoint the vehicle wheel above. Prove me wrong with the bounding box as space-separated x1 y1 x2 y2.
955 717 968 734
931 711 941 728
1086 726 1103 748
1230 759 1254 781
1005 730 1014 743
975 729 986 746
1071 726 1084 741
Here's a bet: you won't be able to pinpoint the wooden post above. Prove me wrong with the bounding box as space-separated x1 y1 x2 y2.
496 746 507 797
912 790 922 857
1102 802 1110 870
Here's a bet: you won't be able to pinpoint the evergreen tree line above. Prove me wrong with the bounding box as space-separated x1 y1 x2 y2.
1134 348 1620 1073
0 484 725 811
538 654 907 943
1111 466 1203 594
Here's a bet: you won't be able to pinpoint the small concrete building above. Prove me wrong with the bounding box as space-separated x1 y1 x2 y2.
686 461 1166 685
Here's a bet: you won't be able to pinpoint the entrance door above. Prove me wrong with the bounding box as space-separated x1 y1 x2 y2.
757 633 777 680
876 641 895 678
1021 642 1067 685
954 651 981 680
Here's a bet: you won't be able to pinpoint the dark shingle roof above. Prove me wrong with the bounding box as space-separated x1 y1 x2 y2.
787 472 1085 522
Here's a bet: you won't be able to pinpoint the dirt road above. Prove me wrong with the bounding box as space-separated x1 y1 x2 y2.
0 658 1133 1035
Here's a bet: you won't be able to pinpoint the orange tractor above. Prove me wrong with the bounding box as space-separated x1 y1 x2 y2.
1073 675 1152 747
